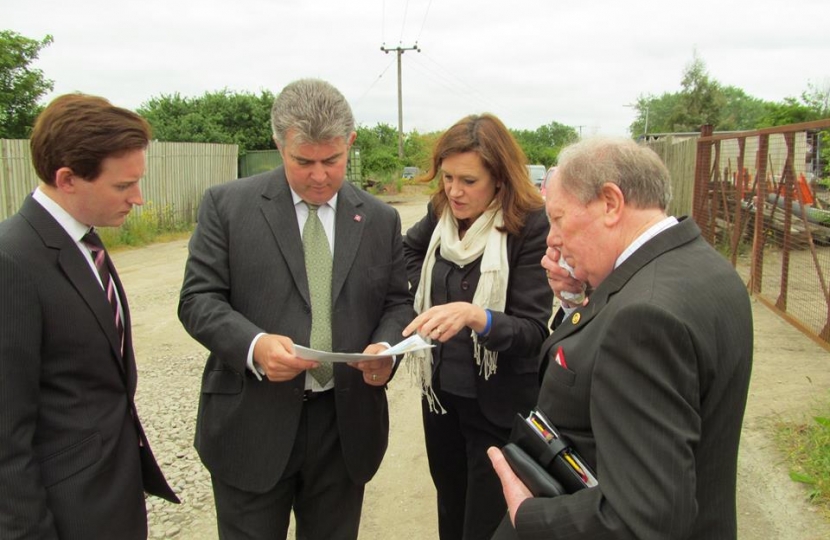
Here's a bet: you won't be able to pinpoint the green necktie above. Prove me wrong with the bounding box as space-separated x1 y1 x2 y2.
303 203 334 385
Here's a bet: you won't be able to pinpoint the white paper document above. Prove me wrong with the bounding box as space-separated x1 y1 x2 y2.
293 335 433 363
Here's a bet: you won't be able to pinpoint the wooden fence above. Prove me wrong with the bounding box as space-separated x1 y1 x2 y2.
0 140 238 224
643 137 697 218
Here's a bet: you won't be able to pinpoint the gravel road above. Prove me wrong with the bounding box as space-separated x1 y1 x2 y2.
110 195 830 539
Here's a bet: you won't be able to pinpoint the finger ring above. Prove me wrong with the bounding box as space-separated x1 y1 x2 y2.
436 327 443 334
371 373 378 381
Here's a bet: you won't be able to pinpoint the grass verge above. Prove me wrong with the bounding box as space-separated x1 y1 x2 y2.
775 399 830 518
97 201 193 251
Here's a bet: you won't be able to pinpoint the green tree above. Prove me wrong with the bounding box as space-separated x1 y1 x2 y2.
800 81 830 119
756 97 815 128
402 129 438 174
0 30 54 138
512 122 578 166
137 89 275 155
668 52 725 132
355 123 401 177
718 86 770 131
630 93 682 136
630 55 776 136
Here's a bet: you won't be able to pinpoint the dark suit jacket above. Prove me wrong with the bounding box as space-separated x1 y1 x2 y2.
403 204 553 427
178 168 413 493
0 196 177 540
509 217 753 539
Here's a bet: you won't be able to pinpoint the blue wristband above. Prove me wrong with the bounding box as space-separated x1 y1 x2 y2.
478 309 492 337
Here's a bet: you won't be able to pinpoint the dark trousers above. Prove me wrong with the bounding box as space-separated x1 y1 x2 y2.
422 390 512 540
212 391 364 540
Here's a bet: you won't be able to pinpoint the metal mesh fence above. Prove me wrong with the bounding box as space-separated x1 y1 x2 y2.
692 120 830 346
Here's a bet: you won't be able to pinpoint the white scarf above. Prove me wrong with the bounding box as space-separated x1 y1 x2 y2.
406 204 510 413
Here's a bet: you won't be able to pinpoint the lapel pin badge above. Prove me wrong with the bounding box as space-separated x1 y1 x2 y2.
571 312 581 325
354 214 362 222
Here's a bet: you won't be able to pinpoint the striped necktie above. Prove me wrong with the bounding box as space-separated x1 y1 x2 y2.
302 203 334 385
82 229 125 354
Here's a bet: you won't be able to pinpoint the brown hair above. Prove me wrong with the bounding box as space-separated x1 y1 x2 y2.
423 113 543 236
30 93 151 185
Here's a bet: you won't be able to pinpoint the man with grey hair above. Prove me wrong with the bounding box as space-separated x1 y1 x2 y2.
488 136 753 539
179 78 413 539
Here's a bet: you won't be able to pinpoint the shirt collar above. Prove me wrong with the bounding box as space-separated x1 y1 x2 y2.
615 216 678 269
32 186 92 242
290 189 337 211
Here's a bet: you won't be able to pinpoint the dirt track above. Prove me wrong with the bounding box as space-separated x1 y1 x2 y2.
113 196 830 539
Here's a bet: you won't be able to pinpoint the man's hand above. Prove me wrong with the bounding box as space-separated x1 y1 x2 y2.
488 446 533 526
541 248 588 308
253 334 318 381
350 343 393 386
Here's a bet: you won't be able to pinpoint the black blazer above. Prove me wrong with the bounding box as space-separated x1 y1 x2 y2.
512 218 753 539
0 196 177 540
403 204 553 427
178 168 414 492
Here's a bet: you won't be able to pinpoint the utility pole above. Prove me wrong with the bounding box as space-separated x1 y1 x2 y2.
381 43 420 159
574 125 586 139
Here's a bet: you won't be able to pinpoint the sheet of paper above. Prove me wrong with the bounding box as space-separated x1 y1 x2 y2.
293 334 433 363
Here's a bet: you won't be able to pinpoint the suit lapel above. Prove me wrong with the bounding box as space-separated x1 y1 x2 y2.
332 184 365 302
258 169 311 305
257 173 368 306
20 196 128 377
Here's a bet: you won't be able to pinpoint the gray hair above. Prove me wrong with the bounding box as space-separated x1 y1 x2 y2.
270 78 355 147
556 136 672 210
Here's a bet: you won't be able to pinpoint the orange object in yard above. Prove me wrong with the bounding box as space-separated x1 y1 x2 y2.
776 173 815 205
797 173 814 205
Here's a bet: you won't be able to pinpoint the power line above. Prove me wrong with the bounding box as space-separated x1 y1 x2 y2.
381 0 386 44
353 58 396 107
406 57 496 114
414 0 435 44
417 51 502 111
398 0 411 44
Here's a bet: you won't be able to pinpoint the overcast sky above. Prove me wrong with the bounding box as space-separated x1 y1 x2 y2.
6 0 829 138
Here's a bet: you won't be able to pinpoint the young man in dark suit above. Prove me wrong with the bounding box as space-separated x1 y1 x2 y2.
0 94 178 539
178 78 413 540
488 137 753 539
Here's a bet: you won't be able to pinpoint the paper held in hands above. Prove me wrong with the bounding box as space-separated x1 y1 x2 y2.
293 334 434 363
